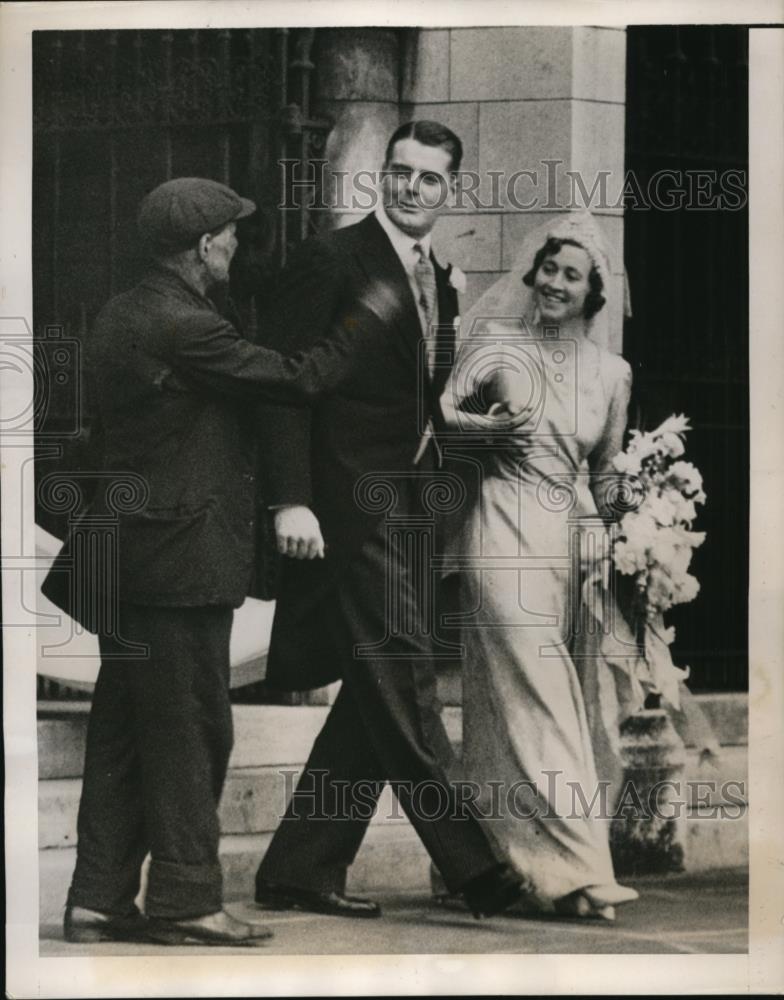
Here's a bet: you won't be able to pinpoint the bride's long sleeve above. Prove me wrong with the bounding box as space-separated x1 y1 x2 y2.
587 357 633 519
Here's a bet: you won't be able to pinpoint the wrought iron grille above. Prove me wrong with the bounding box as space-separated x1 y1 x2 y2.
33 28 331 339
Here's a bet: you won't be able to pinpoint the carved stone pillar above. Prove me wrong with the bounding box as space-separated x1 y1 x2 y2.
314 28 403 229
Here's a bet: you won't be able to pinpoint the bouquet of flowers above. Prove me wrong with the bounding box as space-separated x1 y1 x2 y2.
608 414 707 702
587 416 705 708
577 414 708 763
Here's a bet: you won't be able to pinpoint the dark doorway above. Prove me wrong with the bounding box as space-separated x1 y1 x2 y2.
624 26 749 691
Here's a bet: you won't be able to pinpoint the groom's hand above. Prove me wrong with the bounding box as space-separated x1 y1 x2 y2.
273 505 325 559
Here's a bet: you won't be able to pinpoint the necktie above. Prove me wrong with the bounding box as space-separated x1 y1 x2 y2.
414 243 437 374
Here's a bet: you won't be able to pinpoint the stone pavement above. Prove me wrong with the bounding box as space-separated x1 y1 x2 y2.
39 867 746 956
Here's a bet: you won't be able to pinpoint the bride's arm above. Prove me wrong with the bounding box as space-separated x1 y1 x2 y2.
439 331 497 428
440 322 533 429
587 357 633 519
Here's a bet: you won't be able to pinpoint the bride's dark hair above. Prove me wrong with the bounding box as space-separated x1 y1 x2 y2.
522 236 606 320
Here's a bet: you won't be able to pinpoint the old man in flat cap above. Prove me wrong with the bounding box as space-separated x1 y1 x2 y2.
42 177 366 947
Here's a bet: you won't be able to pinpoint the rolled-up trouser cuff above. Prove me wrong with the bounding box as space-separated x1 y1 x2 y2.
145 859 223 919
66 881 142 919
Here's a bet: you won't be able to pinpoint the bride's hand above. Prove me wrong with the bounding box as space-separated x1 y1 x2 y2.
487 400 534 420
482 367 535 420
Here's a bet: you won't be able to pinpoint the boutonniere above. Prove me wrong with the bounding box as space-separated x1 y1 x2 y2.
447 264 467 294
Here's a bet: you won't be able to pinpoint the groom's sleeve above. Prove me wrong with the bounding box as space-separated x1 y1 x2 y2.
255 237 348 508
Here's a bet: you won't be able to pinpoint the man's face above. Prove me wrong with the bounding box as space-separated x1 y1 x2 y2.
381 138 455 239
201 221 238 286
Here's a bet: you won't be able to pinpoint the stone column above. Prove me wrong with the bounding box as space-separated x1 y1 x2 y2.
315 28 403 230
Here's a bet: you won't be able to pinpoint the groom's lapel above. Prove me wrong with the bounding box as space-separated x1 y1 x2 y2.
349 214 459 401
351 214 422 361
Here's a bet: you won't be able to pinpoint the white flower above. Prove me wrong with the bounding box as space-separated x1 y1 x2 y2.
630 431 659 463
658 431 686 458
679 498 697 523
651 530 679 567
621 513 658 558
613 539 647 576
670 524 705 549
667 461 706 503
448 265 467 293
685 529 706 548
663 489 697 525
675 573 700 603
652 414 692 437
647 566 676 613
646 494 676 527
668 460 702 491
669 544 695 577
612 451 642 476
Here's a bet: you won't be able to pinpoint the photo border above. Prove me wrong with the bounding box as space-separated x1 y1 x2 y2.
2 2 782 995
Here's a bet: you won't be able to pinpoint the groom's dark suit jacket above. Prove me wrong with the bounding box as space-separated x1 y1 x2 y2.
257 212 459 691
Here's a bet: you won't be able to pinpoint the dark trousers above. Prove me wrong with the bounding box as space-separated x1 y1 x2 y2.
257 530 502 896
67 603 234 920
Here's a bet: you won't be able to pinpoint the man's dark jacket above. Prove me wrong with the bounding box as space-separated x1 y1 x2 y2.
256 212 459 690
41 265 368 626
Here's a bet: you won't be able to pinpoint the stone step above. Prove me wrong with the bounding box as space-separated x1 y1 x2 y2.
37 704 329 780
36 694 748 923
37 696 742 779
39 768 410 850
687 744 747 806
693 693 747 746
37 690 747 844
684 805 748 871
37 703 464 780
38 741 747 850
38 803 745 926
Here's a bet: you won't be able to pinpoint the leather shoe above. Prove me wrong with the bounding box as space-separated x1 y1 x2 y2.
461 864 526 919
64 904 149 944
255 881 381 919
146 909 273 946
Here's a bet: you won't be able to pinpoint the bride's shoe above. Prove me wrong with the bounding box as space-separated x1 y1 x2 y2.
583 883 639 908
553 890 616 922
554 883 637 921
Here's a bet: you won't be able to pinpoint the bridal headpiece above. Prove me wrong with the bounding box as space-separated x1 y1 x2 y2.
461 210 624 345
541 211 612 293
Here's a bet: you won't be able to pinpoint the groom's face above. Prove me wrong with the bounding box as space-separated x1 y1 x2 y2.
381 138 455 238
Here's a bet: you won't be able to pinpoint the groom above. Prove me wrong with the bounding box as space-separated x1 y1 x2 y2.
254 120 523 919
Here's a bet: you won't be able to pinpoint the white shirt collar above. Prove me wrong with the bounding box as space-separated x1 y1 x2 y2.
374 204 432 273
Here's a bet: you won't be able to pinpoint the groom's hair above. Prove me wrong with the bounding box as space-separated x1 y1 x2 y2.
384 120 463 174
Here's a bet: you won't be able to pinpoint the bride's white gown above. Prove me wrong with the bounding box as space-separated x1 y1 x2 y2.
450 330 633 905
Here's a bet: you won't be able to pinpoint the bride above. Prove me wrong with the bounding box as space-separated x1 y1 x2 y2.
440 211 640 921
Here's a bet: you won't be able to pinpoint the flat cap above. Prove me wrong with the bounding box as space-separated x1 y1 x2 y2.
138 177 256 253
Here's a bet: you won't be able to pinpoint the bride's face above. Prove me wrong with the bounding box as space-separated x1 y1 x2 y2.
533 244 592 323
